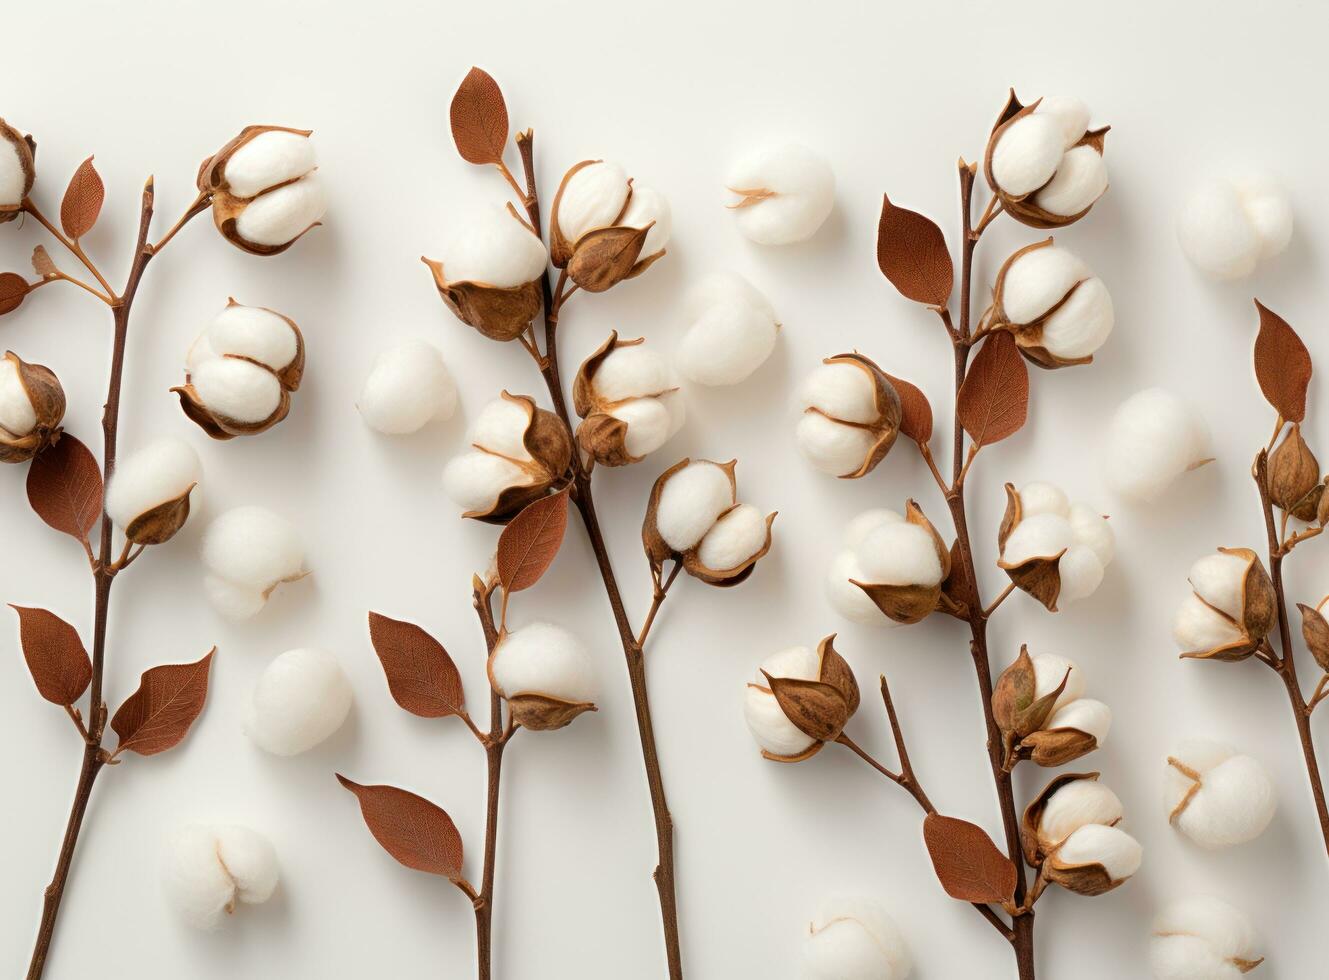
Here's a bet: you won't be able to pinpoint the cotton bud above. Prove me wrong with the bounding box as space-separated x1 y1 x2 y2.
725 143 835 245
244 648 353 756
1151 896 1264 979
1266 424 1321 519
441 392 573 523
1105 388 1212 502
994 647 1109 767
0 119 35 222
174 301 304 439
744 636 859 762
488 621 597 731
163 824 279 930
422 204 546 341
642 458 775 586
828 502 952 625
201 506 308 620
0 351 65 463
1178 171 1292 280
1166 739 1277 849
199 126 325 255
983 240 1113 367
675 272 780 386
357 339 458 435
803 896 912 980
998 481 1114 610
573 333 684 465
1021 771 1140 895
796 354 902 478
104 437 201 545
985 93 1109 228
549 160 669 291
1173 549 1276 662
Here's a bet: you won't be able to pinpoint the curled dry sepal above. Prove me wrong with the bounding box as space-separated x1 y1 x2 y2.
1150 896 1264 978
104 437 202 545
743 635 860 762
1172 549 1276 662
1165 738 1277 850
998 481 1114 611
993 648 1111 769
1021 772 1141 897
0 350 65 463
573 332 685 466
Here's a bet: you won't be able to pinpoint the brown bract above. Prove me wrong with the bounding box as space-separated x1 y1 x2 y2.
464 392 573 525
124 482 196 545
198 125 318 256
1267 423 1320 517
996 483 1066 612
573 332 677 467
549 160 663 290
992 645 1070 768
983 238 1095 370
755 635 859 762
851 500 955 624
0 351 65 463
0 118 36 223
1181 547 1277 662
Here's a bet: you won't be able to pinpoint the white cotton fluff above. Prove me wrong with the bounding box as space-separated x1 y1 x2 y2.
1030 653 1084 712
1002 247 1090 325
845 508 903 546
164 824 279 930
696 504 767 571
1037 97 1092 150
1105 389 1211 502
438 204 548 288
855 520 942 587
1151 896 1261 980
676 272 779 386
1166 739 1277 849
358 340 458 435
595 345 672 403
803 896 912 980
611 396 679 458
490 622 596 702
1036 145 1109 217
1046 698 1112 744
727 144 835 245
744 646 821 757
801 362 878 423
557 161 630 244
1038 778 1123 846
441 453 533 513
1003 484 1113 604
192 304 298 373
191 357 282 424
1188 552 1248 619
1041 276 1114 360
619 184 672 257
1172 595 1244 654
797 360 883 475
105 437 202 529
1068 503 1115 565
1003 513 1074 565
1058 545 1106 602
796 413 875 477
224 131 316 198
0 355 36 435
1055 823 1142 880
472 396 533 458
1177 172 1293 280
825 550 884 625
234 173 327 248
991 113 1065 196
0 136 25 206
1019 481 1071 519
244 648 353 756
201 506 306 620
655 460 735 552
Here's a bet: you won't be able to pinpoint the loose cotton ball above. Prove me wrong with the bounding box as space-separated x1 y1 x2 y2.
1166 738 1277 849
358 339 458 434
244 648 352 756
726 144 835 245
1105 389 1211 502
164 824 278 930
675 272 780 386
1151 895 1263 979
1177 171 1292 280
201 506 307 619
803 896 912 979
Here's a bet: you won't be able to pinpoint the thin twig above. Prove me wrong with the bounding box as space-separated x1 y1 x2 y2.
27 271 114 306
470 582 509 980
21 198 115 298
636 562 682 648
982 582 1016 620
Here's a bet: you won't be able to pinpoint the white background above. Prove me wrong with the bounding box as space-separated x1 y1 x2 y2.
2 1 1327 977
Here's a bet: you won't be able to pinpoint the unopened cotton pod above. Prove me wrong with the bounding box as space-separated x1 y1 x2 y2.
163 824 279 929
244 648 352 756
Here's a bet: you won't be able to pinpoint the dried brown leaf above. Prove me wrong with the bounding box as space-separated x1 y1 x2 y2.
957 332 1029 447
10 605 91 706
110 649 214 756
876 195 953 307
0 272 29 315
31 245 57 279
60 157 104 239
368 612 465 718
497 488 569 593
1254 299 1312 423
922 812 1018 904
883 372 933 445
450 67 509 166
337 775 465 880
1300 603 1329 674
26 433 102 540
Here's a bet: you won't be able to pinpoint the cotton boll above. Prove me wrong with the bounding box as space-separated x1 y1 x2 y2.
439 204 548 288
224 131 316 199
826 550 886 625
676 301 778 386
190 358 283 424
1058 545 1106 602
1041 277 1114 360
0 137 25 206
1030 653 1084 710
744 646 821 757
796 413 875 477
1151 896 1261 980
1068 503 1114 565
207 304 299 371
1035 145 1109 217
727 144 835 245
1105 388 1211 502
855 522 943 587
1233 173 1293 261
619 184 671 256
0 355 36 435
844 509 902 548
472 396 533 459
1037 96 1092 150
204 574 267 620
990 114 1065 196
1056 823 1142 880
594 345 672 402
1167 741 1277 848
491 622 596 702
441 452 533 513
1039 778 1123 845
358 340 458 434
234 173 327 248
1188 552 1248 620
244 648 353 756
1047 698 1112 744
164 824 279 930
803 896 912 980
654 461 735 551
557 161 630 243
800 362 878 423
610 398 672 457
1172 595 1244 654
696 504 767 571
105 437 202 529
1001 247 1090 325
202 506 305 592
1002 513 1074 565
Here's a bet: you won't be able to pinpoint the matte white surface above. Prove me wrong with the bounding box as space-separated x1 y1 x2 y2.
2 1 1326 977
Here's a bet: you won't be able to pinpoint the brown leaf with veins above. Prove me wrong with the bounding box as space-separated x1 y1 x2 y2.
497 488 569 593
1253 299 1311 423
876 195 953 307
111 649 215 756
368 612 465 718
337 775 465 881
26 433 102 541
0 272 29 315
60 157 104 239
10 605 91 706
957 332 1029 447
922 812 1018 903
450 67 509 166
884 372 933 445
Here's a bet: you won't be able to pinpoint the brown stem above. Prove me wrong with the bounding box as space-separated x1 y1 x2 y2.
472 583 509 980
636 562 681 648
28 179 205 980
516 130 684 979
22 198 115 298
1254 449 1329 859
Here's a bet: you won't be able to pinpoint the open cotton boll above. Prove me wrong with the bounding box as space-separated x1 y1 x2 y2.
1039 778 1123 845
1001 247 1090 325
1041 276 1114 360
1178 172 1292 279
1047 698 1112 744
696 504 768 571
1031 653 1084 710
491 622 596 702
1035 145 1109 217
1151 896 1261 980
472 396 533 459
105 437 202 529
655 461 735 551
1056 823 1142 880
855 521 943 587
726 143 835 245
1167 740 1277 849
796 412 875 477
438 204 548 288
224 131 317 199
1105 388 1211 502
0 355 36 435
1187 552 1247 619
610 398 673 458
441 453 533 513
234 173 327 248
803 896 912 980
203 304 299 371
800 362 878 423
191 358 282 424
619 185 671 256
826 550 886 625
244 648 352 756
557 161 630 243
744 646 821 757
358 339 458 434
990 114 1065 196
164 824 279 930
1069 503 1114 565
1172 595 1244 653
